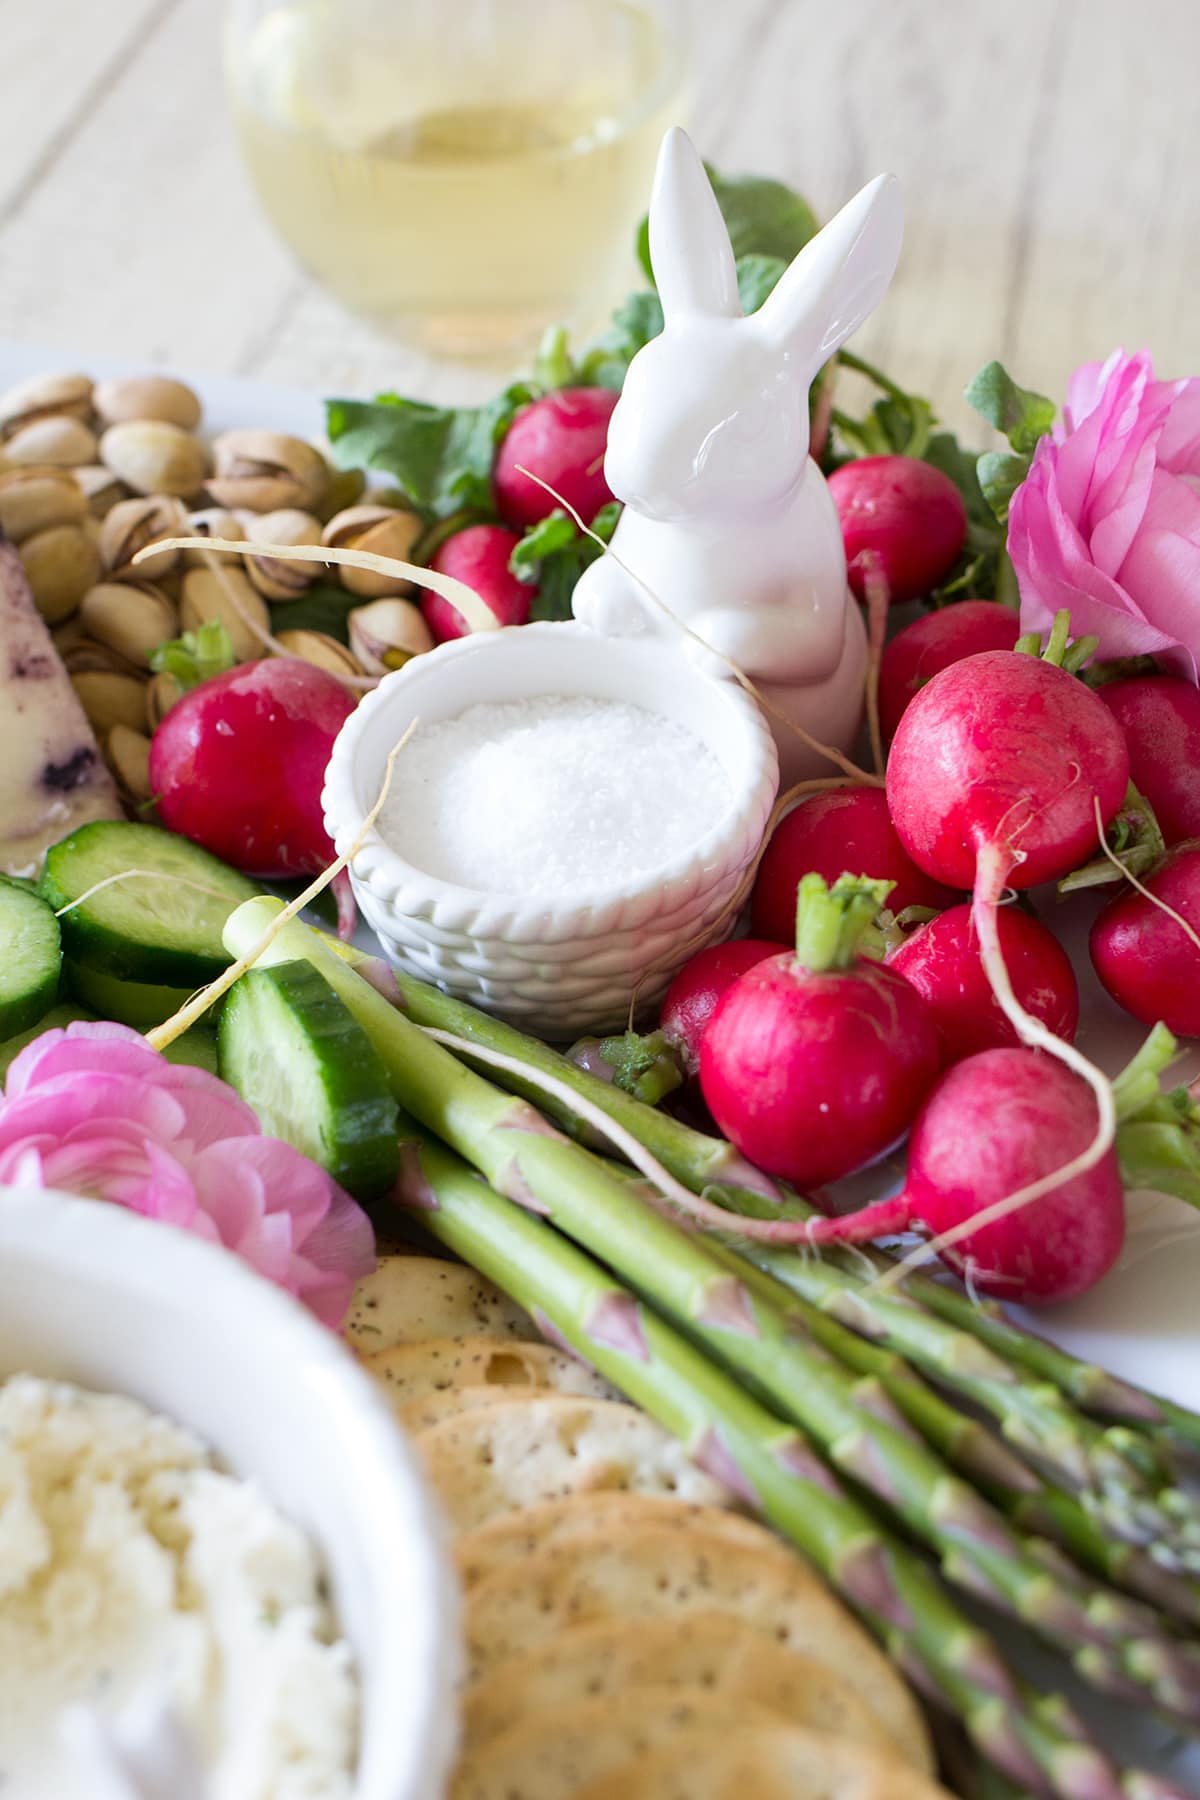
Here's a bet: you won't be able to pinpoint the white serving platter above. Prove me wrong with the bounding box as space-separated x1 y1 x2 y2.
1 338 1197 1789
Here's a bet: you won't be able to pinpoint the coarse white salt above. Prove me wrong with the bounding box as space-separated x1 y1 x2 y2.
378 695 732 897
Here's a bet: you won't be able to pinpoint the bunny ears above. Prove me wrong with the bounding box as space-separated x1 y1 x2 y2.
648 127 904 371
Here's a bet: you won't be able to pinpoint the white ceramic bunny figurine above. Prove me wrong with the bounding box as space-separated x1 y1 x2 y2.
572 128 904 786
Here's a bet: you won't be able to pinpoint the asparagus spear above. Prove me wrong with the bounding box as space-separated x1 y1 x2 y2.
331 938 1200 1488
390 1117 1188 1800
223 903 1200 1723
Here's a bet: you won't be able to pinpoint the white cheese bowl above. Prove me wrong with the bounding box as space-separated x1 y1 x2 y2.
0 1189 459 1800
323 622 780 1037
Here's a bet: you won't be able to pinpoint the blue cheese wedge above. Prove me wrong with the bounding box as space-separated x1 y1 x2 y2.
0 533 120 877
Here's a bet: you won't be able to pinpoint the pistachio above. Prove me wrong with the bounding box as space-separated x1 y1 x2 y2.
105 724 153 804
145 670 183 731
274 630 364 681
348 598 433 674
93 376 202 432
316 465 367 523
99 494 186 580
4 416 98 468
182 508 246 568
208 430 329 513
180 565 269 663
70 671 148 736
322 505 423 597
18 522 102 623
0 469 88 543
243 508 324 600
59 637 142 677
99 420 209 498
74 464 131 518
79 580 178 670
0 371 93 440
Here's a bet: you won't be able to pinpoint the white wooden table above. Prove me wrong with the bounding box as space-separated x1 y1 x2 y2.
0 0 1197 436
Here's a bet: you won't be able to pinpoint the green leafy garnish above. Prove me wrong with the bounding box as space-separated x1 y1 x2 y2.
150 621 237 690
510 503 621 622
576 291 666 391
325 381 535 519
268 582 357 646
965 361 1056 525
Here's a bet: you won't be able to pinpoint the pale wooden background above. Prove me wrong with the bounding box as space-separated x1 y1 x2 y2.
0 0 1197 439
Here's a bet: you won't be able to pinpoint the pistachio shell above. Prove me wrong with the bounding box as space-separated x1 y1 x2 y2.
0 371 93 439
322 505 423 598
180 565 269 662
244 507 325 600
4 416 98 468
59 637 142 677
182 508 246 568
74 464 131 518
99 494 186 579
348 598 433 674
274 629 364 680
71 671 148 736
93 376 202 432
18 522 102 623
208 429 329 513
145 669 183 730
79 581 178 670
105 724 153 803
99 420 210 498
0 469 88 542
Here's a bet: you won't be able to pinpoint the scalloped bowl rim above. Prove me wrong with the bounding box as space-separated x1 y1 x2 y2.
322 623 780 935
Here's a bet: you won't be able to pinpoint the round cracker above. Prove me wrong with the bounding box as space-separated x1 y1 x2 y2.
398 1383 571 1434
415 1397 731 1533
364 1334 617 1409
572 1722 952 1800
456 1494 769 1590
344 1256 535 1354
462 1611 911 1762
463 1521 930 1772
451 1686 781 1800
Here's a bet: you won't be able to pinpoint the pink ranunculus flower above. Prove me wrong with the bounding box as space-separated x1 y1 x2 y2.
0 1021 375 1329
1009 348 1200 679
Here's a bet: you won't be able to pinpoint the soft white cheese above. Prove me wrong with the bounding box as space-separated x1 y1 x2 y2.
0 1375 357 1798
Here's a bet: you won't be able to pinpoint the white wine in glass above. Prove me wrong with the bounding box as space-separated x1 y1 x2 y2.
225 0 686 358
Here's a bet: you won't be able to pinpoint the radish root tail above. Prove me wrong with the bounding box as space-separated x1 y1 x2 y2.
874 834 1117 1294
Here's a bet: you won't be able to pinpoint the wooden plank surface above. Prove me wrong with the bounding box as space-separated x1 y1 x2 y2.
0 0 1196 438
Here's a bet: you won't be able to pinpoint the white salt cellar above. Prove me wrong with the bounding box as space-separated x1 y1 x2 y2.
573 127 904 787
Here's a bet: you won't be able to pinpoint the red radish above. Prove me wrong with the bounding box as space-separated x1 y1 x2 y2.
421 525 532 642
802 1049 1125 1304
1090 842 1200 1036
149 657 357 935
885 647 1130 1247
750 787 957 943
886 652 1130 895
659 938 787 1076
878 601 1021 739
890 902 1079 1063
700 875 941 1188
1096 676 1200 846
827 455 967 604
493 388 618 530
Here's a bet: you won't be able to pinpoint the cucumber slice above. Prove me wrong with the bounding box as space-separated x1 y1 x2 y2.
0 878 62 1038
41 821 257 986
0 1002 95 1079
219 960 399 1201
158 1025 219 1075
65 960 193 1030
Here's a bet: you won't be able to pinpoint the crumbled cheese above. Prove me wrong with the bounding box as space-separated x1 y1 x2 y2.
0 1375 357 1798
379 695 731 896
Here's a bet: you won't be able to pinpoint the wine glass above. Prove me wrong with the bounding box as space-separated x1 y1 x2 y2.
224 0 687 359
